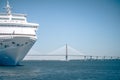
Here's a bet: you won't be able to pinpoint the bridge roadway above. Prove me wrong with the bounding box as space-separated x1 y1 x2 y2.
27 55 120 60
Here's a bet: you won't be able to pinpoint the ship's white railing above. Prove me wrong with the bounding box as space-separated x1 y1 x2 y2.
0 13 27 17
0 20 26 23
0 33 36 37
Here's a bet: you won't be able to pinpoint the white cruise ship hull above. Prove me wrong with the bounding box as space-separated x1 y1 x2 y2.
0 36 36 65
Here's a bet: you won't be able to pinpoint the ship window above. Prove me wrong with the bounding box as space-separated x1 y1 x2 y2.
0 24 36 28
17 44 20 46
25 42 28 44
12 18 25 21
12 42 15 44
0 18 9 20
4 45 9 48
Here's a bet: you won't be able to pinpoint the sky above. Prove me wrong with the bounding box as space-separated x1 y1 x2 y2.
0 0 120 56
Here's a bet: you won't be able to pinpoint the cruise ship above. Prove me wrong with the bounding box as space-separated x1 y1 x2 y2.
0 1 39 65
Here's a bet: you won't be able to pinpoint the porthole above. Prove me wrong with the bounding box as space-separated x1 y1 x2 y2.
4 45 9 48
12 42 15 44
25 42 28 44
17 44 20 46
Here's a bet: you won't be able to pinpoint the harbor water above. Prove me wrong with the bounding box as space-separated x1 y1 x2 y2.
0 60 120 80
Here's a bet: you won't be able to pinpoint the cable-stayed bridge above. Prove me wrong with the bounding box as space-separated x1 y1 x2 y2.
25 44 120 60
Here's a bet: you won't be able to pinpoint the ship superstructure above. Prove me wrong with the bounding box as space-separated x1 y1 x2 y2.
0 1 39 65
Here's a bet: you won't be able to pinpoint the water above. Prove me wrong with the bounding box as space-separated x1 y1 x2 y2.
0 60 120 80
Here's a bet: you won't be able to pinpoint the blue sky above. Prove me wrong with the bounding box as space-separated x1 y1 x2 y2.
0 0 120 56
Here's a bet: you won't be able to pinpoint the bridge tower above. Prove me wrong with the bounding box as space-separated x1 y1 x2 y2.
65 44 68 61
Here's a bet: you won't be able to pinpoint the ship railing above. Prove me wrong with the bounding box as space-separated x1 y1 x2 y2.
0 13 27 17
